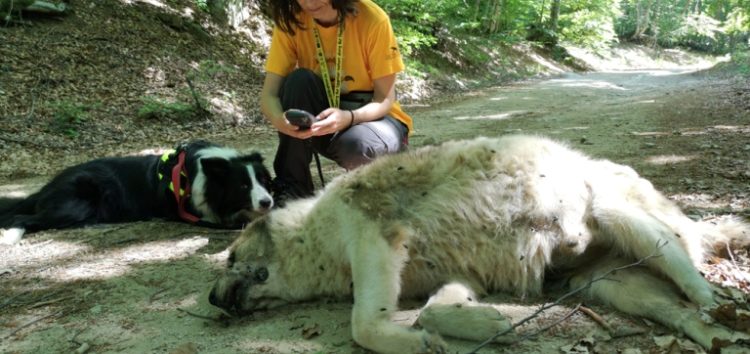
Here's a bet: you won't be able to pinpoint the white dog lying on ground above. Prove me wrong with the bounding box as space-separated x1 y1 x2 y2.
208 135 750 353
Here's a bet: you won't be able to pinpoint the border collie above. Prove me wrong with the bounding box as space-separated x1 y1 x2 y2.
0 140 273 244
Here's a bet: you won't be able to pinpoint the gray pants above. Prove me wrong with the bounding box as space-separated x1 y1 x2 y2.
275 68 408 197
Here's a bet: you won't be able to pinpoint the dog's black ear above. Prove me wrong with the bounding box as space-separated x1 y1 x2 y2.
201 157 231 177
239 152 264 163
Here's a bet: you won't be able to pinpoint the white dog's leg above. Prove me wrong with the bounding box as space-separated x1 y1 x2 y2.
417 282 515 344
592 201 714 306
349 224 446 354
570 258 748 349
0 227 25 245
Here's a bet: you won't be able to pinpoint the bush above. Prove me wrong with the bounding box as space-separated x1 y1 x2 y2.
137 96 199 121
48 101 95 138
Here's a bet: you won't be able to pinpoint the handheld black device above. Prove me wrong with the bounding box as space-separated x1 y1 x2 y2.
285 109 317 130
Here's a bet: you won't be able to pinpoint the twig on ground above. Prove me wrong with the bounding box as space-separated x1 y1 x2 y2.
0 134 65 148
0 291 31 310
185 75 208 115
4 310 64 340
172 229 240 240
28 296 73 309
725 243 741 272
577 305 612 333
68 327 87 345
97 225 131 238
149 287 168 304
510 303 582 344
466 240 666 354
177 307 224 322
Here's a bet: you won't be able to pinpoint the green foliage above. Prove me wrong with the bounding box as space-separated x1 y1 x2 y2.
191 59 236 81
48 101 96 138
391 19 437 56
559 1 621 48
140 59 234 121
615 0 750 53
194 0 208 12
377 0 748 58
725 7 750 34
137 96 198 121
733 49 750 74
380 0 446 56
669 14 723 51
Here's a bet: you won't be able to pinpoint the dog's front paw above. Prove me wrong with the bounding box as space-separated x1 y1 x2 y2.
0 228 25 245
418 331 447 354
418 303 515 343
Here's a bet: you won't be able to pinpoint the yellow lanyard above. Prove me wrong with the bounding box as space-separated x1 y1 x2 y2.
312 19 344 108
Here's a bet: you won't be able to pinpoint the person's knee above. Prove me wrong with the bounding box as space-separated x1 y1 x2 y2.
334 134 381 170
282 69 320 96
280 69 325 108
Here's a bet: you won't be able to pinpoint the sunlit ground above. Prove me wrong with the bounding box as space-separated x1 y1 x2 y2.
566 45 730 72
1 236 211 282
543 77 630 90
646 154 698 165
454 110 529 121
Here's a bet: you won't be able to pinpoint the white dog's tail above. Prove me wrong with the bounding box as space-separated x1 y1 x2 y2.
699 215 750 256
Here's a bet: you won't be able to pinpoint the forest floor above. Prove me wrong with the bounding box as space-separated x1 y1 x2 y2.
2 1 750 354
3 53 750 354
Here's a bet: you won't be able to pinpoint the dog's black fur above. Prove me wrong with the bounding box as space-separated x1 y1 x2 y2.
0 140 273 244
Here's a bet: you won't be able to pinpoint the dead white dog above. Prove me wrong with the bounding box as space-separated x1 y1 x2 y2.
209 135 750 353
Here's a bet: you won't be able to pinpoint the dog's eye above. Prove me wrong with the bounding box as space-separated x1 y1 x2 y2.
227 252 236 268
254 267 268 282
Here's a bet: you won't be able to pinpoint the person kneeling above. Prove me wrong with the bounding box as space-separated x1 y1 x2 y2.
259 0 412 205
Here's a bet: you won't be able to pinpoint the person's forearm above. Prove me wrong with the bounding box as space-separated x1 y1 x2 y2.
261 92 285 130
349 98 394 125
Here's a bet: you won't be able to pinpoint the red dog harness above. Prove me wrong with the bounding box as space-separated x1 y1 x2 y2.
170 151 201 223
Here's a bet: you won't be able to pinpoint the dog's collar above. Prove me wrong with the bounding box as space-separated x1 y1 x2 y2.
158 148 201 223
171 150 201 223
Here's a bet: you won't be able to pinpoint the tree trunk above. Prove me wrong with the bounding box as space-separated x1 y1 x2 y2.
548 0 561 33
481 0 494 33
633 0 652 40
538 0 547 25
490 0 504 33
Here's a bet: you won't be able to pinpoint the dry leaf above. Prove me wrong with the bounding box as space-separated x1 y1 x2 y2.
170 342 198 354
301 323 321 339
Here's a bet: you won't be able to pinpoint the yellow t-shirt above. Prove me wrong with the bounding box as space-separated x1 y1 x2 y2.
265 0 412 133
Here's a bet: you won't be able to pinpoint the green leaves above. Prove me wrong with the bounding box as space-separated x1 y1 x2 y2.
48 101 98 139
378 0 748 54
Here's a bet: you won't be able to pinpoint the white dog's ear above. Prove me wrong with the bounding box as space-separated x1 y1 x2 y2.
231 217 276 260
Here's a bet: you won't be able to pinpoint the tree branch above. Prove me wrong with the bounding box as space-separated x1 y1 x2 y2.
466 240 667 353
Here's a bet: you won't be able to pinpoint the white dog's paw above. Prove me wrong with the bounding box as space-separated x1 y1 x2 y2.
418 331 447 354
418 303 514 343
686 283 716 307
0 228 25 245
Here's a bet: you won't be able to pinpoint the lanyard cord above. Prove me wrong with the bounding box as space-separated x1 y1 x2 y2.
312 18 344 108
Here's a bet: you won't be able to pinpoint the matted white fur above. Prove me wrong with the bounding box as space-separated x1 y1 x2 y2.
210 135 750 353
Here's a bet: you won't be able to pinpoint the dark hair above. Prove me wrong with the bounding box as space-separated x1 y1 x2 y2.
268 0 359 35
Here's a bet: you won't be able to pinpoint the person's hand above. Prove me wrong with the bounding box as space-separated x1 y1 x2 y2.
275 115 314 139
311 108 353 136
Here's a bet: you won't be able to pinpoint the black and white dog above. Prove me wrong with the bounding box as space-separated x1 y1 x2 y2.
0 140 273 244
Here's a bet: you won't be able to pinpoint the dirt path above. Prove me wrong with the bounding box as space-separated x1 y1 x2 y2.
2 64 749 354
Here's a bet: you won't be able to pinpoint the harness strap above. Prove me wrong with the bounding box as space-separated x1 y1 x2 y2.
171 151 201 223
